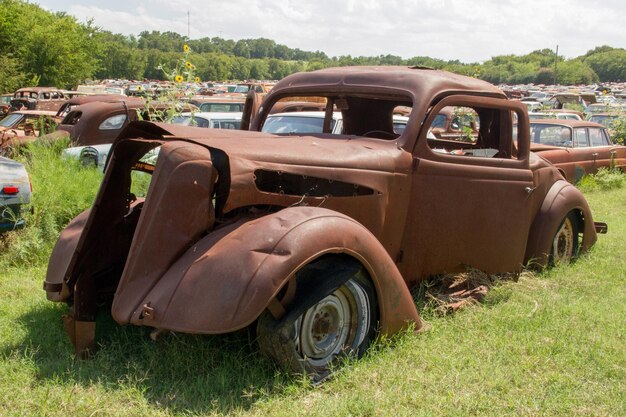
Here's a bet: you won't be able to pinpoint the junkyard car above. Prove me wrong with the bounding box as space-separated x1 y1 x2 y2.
262 111 408 135
529 119 626 182
188 96 245 113
10 87 67 112
45 66 605 380
63 112 241 168
0 94 11 115
57 101 198 146
0 110 59 151
0 156 31 232
171 112 243 130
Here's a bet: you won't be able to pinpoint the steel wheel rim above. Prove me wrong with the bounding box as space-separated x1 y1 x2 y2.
296 280 370 367
553 217 574 264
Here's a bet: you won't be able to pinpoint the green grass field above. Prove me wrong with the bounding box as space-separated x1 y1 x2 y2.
0 144 624 416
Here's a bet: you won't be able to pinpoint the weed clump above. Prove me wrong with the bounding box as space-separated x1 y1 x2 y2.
0 139 102 268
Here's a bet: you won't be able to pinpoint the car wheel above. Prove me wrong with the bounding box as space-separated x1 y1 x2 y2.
550 212 579 265
257 265 378 382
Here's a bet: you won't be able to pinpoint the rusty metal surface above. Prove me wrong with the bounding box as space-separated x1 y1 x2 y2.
0 110 60 150
57 100 197 146
43 66 601 359
529 119 626 181
10 87 67 112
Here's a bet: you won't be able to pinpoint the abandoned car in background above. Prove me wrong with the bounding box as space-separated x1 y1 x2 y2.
44 66 605 381
529 119 626 182
10 87 67 112
0 110 59 152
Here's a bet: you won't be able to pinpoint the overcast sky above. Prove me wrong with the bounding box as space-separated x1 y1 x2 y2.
34 0 625 63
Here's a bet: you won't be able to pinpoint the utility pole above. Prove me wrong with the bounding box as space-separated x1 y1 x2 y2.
553 44 559 85
187 10 190 39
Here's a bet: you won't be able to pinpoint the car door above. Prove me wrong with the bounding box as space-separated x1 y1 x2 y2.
399 95 536 280
587 127 614 173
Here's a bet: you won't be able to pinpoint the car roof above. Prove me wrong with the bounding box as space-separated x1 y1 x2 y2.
179 111 243 119
529 119 604 128
9 110 58 116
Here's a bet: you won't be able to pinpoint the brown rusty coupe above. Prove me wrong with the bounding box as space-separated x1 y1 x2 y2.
529 119 626 182
44 66 606 381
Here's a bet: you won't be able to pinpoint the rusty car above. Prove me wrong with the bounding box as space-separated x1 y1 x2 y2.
0 110 60 152
188 95 246 113
0 94 11 116
44 66 605 381
56 100 198 146
529 119 626 182
10 87 67 112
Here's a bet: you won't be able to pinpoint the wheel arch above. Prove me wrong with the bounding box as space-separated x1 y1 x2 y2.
524 180 597 267
122 206 421 336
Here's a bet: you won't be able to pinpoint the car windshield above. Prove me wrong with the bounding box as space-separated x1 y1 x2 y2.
198 103 243 112
262 115 336 134
0 113 22 128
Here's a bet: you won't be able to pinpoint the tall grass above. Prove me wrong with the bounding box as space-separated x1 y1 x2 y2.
0 140 102 268
0 149 624 416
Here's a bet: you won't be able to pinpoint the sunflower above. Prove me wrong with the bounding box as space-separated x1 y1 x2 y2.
185 61 192 69
194 76 200 83
183 44 190 52
137 85 142 91
175 75 183 83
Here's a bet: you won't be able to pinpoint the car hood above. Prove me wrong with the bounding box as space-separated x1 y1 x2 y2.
118 121 412 174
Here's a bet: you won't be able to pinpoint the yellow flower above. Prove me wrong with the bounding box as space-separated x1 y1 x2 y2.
185 61 192 69
194 77 200 83
183 44 190 52
175 75 183 83
137 85 142 91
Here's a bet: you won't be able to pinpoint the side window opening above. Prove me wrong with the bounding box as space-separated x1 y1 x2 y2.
588 128 605 146
99 114 127 130
425 105 510 159
574 128 589 147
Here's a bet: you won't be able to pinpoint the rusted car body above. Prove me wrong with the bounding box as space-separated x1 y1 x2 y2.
55 94 141 119
0 110 60 151
0 94 11 115
10 87 67 112
45 66 604 380
427 105 480 141
57 101 197 146
529 119 626 182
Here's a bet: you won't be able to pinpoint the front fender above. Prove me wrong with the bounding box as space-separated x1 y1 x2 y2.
118 207 420 335
524 180 597 267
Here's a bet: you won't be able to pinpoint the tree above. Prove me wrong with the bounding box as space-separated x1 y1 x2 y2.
583 49 626 82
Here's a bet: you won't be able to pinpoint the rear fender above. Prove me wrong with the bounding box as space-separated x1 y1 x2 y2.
524 180 597 267
120 206 421 335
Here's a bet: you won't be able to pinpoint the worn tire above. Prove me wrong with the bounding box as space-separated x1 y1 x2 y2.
257 264 378 382
550 211 579 266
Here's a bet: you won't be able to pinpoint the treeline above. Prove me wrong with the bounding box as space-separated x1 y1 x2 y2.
1 0 625 92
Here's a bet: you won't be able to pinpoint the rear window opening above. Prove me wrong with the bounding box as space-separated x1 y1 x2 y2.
260 94 413 140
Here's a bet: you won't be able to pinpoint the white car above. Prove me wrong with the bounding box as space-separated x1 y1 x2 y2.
171 111 243 130
0 156 31 232
262 111 409 135
62 111 242 170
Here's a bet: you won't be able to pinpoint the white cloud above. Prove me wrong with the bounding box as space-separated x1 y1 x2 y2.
35 0 625 62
